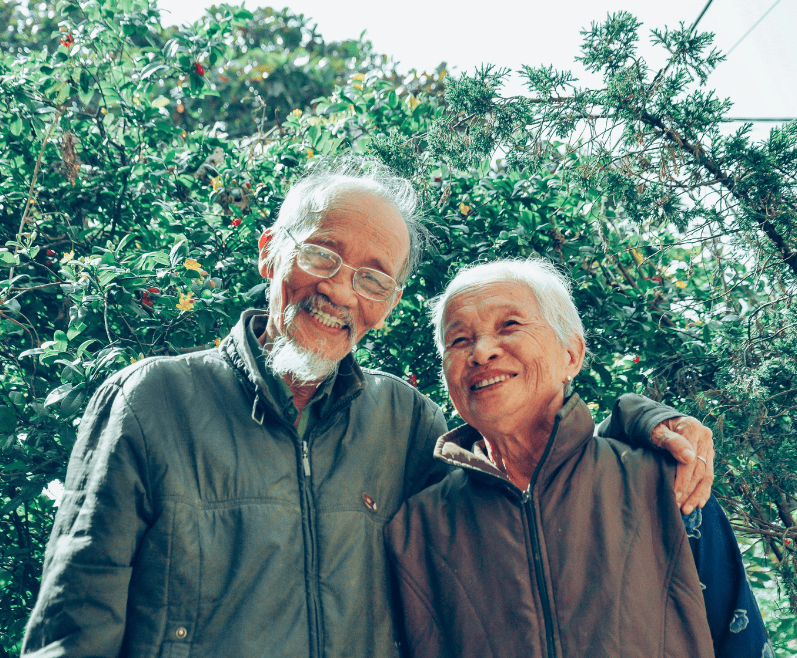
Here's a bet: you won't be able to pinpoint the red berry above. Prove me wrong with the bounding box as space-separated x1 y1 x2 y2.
633 356 640 364
407 374 418 387
193 62 205 76
230 218 242 228
148 287 160 294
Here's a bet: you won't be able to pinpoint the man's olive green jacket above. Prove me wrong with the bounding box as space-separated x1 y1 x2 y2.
21 310 448 658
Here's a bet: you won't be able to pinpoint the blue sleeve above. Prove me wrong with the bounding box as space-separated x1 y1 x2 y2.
682 495 775 657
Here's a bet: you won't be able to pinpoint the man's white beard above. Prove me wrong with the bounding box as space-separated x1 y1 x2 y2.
266 335 340 384
265 294 356 384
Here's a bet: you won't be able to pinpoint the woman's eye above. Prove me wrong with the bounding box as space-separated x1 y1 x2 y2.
505 320 520 327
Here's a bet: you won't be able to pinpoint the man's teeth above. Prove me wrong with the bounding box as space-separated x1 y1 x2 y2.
310 308 345 329
472 374 514 390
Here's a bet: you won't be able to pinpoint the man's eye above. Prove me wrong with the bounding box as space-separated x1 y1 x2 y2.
450 337 467 346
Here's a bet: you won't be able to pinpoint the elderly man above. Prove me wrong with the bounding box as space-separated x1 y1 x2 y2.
22 159 712 657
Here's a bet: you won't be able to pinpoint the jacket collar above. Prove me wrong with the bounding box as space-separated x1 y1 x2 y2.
433 394 596 493
221 309 367 424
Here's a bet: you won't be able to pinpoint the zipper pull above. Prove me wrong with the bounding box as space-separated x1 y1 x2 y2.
302 440 311 477
522 489 531 504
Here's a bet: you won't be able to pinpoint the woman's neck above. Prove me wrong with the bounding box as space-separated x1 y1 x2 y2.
482 421 554 491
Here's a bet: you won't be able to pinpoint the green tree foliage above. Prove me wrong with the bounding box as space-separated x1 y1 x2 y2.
0 1 795 654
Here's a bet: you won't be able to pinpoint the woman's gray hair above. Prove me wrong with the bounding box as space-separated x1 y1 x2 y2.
264 156 424 285
429 257 587 359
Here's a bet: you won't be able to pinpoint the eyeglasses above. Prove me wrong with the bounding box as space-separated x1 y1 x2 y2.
285 229 402 302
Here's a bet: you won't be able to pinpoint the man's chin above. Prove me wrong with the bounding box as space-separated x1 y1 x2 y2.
266 335 343 384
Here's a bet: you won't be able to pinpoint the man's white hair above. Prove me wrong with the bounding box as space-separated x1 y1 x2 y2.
429 257 586 358
264 156 424 285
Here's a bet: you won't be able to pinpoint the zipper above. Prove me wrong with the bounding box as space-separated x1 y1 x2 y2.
295 430 323 657
523 488 556 657
523 416 562 658
302 440 311 476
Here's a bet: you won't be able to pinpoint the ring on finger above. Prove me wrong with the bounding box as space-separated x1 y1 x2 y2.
696 455 707 465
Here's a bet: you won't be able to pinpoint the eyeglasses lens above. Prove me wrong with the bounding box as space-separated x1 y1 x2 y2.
297 244 396 301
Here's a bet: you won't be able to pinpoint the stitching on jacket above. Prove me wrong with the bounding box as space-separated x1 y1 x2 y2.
387 551 467 657
416 541 499 658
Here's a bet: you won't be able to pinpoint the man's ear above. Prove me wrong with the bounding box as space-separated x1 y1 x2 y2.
258 230 273 279
373 290 403 330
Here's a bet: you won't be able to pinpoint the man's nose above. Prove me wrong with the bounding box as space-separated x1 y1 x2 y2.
469 334 501 365
316 265 358 307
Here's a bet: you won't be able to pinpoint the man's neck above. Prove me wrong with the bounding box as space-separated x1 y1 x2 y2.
285 377 319 416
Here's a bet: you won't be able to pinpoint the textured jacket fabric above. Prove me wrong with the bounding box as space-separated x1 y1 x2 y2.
384 394 715 658
21 310 449 658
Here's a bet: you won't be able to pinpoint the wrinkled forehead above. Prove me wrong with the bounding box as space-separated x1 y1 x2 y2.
442 279 538 328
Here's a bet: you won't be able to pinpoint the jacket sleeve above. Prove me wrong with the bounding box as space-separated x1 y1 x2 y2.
595 393 683 450
21 378 153 657
404 399 450 498
683 496 774 657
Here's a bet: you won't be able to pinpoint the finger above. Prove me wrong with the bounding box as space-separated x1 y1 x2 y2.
673 456 697 505
656 428 696 464
680 449 715 514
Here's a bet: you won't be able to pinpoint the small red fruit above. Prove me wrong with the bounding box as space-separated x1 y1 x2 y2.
230 217 242 227
193 62 205 76
633 356 640 364
407 374 418 387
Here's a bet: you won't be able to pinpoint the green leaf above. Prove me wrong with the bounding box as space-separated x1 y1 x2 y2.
9 116 23 137
67 322 87 341
0 407 16 434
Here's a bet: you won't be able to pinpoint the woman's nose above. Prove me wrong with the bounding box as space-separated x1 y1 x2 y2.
469 334 501 365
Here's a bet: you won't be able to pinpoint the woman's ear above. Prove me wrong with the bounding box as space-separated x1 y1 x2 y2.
565 335 586 380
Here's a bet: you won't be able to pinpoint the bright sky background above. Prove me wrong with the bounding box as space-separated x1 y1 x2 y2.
157 0 796 141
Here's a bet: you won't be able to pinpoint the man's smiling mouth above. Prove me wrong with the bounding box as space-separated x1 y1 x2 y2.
309 307 347 330
471 374 516 390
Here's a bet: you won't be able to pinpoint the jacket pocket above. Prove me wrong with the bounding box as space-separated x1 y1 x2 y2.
158 641 190 658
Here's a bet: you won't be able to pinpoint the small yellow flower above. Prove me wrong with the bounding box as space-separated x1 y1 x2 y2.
291 108 302 117
210 176 223 192
214 338 221 347
352 73 365 82
675 280 687 289
352 73 365 90
407 96 420 109
101 108 108 115
306 148 314 159
459 202 471 216
60 250 74 264
130 357 137 363
183 258 202 271
631 248 643 264
176 292 195 312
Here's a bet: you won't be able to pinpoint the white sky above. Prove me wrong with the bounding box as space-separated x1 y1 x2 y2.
158 0 796 142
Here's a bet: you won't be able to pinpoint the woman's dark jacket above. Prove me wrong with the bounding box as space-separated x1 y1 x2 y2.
384 394 715 658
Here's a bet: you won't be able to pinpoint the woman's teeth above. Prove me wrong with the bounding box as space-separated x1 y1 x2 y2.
472 374 514 390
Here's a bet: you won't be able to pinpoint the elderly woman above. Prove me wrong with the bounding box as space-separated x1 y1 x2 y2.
385 259 771 658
